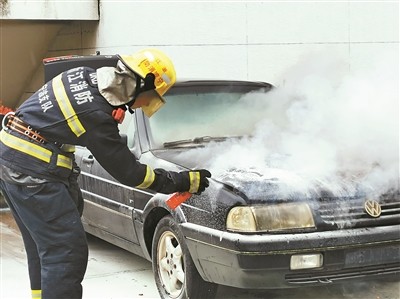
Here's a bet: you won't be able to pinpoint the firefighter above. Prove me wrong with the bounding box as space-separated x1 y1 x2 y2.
0 48 212 299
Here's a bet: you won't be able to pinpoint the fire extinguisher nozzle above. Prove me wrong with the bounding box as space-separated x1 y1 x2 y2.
166 192 192 209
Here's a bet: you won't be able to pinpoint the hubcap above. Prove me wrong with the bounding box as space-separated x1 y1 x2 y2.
157 231 185 298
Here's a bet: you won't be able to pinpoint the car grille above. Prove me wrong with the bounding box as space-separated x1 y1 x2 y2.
317 193 400 229
285 263 400 285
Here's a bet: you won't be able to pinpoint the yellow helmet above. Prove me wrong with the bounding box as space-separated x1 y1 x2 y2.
118 49 177 117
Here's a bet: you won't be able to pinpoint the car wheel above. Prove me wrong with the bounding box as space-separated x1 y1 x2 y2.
152 215 218 299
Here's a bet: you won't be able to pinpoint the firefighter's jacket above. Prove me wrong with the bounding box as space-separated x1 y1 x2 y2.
0 67 153 189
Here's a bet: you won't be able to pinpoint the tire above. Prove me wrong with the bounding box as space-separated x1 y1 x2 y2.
152 215 218 299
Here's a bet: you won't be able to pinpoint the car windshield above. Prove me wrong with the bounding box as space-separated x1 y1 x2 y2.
147 82 272 149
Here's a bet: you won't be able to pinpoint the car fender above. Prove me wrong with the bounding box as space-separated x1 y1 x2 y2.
143 192 187 223
134 192 188 260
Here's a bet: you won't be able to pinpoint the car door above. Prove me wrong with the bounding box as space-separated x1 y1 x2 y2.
77 113 140 245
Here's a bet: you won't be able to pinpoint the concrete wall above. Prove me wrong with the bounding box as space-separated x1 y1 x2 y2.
23 1 400 104
0 0 98 108
1 21 67 108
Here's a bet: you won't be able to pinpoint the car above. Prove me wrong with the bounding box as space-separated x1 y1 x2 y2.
44 55 400 299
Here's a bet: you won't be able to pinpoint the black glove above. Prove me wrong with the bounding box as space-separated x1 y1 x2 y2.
150 169 211 195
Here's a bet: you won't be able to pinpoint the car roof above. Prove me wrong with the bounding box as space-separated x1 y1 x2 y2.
173 79 272 88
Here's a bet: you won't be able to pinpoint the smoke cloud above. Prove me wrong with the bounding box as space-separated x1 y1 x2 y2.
180 49 399 198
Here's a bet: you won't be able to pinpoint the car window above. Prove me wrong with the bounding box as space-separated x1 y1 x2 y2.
148 85 271 148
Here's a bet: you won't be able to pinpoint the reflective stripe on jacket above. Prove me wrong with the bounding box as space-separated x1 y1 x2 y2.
1 130 72 169
0 129 73 182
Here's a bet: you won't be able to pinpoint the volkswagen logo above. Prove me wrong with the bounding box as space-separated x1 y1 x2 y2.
364 199 382 218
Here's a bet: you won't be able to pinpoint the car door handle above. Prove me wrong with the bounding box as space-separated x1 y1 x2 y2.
82 155 94 164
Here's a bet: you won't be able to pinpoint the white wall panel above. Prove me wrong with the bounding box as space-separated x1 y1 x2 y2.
167 45 249 81
97 2 247 48
247 2 349 44
349 2 399 42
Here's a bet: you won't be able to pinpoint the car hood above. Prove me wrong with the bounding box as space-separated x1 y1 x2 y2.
215 167 319 201
152 149 337 201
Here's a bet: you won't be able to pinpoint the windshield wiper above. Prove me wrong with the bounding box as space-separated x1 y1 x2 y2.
163 136 238 148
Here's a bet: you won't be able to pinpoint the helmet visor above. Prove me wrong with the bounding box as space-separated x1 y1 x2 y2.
134 90 165 117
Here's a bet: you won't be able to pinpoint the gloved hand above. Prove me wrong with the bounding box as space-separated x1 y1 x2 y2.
150 169 212 195
183 169 212 194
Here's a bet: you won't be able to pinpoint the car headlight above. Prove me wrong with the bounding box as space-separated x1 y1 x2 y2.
226 202 315 232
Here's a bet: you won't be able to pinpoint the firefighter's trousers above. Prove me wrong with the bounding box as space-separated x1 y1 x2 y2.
0 180 88 299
